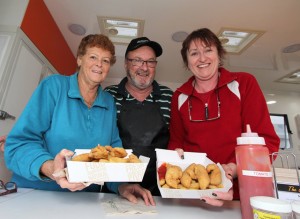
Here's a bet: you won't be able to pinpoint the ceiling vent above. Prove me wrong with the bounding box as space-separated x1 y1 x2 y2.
98 16 144 45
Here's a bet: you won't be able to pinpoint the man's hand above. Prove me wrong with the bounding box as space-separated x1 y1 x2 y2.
118 183 156 206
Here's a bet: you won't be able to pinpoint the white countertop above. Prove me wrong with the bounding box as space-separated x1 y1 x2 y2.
0 188 241 219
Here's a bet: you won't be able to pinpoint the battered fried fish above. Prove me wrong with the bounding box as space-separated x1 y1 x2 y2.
110 147 127 158
195 164 210 190
127 154 141 163
108 156 128 163
89 145 109 159
72 153 93 162
165 164 183 189
206 164 222 186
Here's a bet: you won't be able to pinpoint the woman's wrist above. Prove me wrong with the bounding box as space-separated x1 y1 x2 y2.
40 160 55 180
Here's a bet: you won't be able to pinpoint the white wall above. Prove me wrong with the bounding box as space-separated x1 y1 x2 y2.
0 0 29 26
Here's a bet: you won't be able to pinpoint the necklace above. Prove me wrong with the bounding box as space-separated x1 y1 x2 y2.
191 73 220 120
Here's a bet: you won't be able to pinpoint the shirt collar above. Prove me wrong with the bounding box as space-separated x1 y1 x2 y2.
68 72 109 109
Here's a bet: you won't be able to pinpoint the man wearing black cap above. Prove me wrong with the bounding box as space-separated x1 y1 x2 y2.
105 37 173 196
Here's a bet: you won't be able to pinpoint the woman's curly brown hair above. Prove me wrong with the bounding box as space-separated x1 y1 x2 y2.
77 34 116 65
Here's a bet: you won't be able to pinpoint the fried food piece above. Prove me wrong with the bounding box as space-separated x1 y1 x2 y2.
105 145 113 152
195 164 210 190
162 184 170 188
180 163 198 188
159 178 166 186
206 164 222 186
217 184 224 188
181 172 192 188
177 184 188 190
89 145 109 159
127 154 141 163
99 159 109 163
108 156 128 163
185 163 197 180
189 180 200 190
110 147 127 158
208 183 224 189
72 153 93 162
165 164 183 189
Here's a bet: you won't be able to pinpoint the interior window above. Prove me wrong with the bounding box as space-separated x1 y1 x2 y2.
270 113 293 149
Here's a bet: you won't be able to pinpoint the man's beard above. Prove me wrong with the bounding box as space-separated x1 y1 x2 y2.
126 69 153 90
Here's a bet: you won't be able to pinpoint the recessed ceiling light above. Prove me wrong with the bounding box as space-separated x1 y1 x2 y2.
267 100 277 105
217 28 265 54
98 16 144 45
282 43 300 53
172 31 189 42
68 24 86 36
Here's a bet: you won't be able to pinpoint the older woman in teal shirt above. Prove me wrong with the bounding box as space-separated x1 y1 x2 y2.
5 34 154 206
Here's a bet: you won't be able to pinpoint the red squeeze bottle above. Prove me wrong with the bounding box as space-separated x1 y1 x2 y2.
235 124 275 219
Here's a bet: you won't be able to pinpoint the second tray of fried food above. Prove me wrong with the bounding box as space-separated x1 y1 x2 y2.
158 163 223 190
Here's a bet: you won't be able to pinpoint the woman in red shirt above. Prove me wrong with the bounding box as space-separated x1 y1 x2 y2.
168 28 279 206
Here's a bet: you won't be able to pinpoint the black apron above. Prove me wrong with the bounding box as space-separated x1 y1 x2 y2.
118 96 169 196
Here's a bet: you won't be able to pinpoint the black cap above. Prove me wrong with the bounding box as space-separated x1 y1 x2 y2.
125 37 162 57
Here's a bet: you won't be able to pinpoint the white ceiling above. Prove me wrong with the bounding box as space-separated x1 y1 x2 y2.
44 0 300 93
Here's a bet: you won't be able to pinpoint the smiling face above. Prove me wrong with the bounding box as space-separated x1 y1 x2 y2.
125 46 157 90
77 46 112 86
187 39 220 81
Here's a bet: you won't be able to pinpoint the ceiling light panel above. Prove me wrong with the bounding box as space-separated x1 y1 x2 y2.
226 37 244 46
98 16 144 45
276 69 300 84
222 30 249 38
217 28 265 54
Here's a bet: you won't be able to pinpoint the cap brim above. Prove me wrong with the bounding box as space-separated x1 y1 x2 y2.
126 41 163 57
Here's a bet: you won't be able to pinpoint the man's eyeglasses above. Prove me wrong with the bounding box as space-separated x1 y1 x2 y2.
188 91 221 122
0 180 17 196
126 58 157 68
